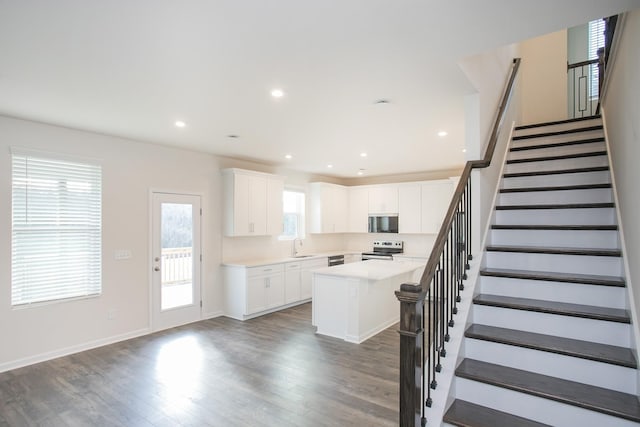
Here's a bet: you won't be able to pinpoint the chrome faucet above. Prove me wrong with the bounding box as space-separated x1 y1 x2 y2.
291 238 303 257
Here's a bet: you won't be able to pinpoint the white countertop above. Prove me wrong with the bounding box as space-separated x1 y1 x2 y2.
312 259 424 281
222 251 362 268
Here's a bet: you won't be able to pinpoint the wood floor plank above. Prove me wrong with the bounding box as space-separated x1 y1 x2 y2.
0 303 399 427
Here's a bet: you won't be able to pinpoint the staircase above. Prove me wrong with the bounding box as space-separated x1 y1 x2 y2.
443 117 640 426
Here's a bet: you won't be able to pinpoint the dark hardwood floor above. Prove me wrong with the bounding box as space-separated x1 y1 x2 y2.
0 303 399 426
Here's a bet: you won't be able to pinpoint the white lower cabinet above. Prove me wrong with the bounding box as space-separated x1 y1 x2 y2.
285 262 302 304
224 257 327 320
246 265 285 314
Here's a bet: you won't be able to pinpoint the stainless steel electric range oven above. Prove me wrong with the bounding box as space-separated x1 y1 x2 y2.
361 240 403 261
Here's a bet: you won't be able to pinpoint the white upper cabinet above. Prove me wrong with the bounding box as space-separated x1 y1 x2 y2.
309 182 348 233
398 184 422 234
348 186 369 233
222 168 284 237
421 179 456 234
368 184 398 214
266 177 284 235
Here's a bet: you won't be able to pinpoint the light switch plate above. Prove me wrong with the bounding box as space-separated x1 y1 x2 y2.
114 249 132 260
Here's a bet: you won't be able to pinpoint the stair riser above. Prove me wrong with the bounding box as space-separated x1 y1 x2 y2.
485 251 622 276
495 208 616 226
513 120 602 137
465 339 636 393
504 156 609 174
513 129 604 144
454 378 639 427
472 305 630 347
499 188 613 205
503 171 611 188
489 229 619 249
509 141 606 160
479 276 627 309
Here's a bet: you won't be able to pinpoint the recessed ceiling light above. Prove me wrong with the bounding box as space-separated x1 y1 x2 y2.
360 152 367 157
438 131 448 137
357 169 365 175
374 99 390 105
285 154 292 159
227 134 239 139
327 164 333 169
271 89 284 98
462 148 467 153
175 121 186 128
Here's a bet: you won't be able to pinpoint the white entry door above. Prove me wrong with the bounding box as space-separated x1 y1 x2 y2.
151 192 201 331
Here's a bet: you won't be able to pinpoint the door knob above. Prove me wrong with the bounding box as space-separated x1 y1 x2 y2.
154 266 160 272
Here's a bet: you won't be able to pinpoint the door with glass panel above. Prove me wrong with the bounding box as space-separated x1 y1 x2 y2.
151 192 201 331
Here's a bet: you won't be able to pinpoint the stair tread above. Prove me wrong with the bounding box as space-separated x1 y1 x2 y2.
443 399 551 427
506 151 607 164
504 166 609 178
480 267 625 287
510 137 605 152
465 324 637 368
499 183 611 193
456 359 640 423
486 245 621 257
512 125 603 140
491 224 618 230
473 294 630 323
515 116 600 130
496 202 614 210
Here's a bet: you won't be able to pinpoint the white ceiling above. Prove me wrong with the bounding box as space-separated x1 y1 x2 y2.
1 0 639 178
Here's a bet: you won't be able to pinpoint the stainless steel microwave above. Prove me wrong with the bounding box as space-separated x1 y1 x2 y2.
368 215 399 233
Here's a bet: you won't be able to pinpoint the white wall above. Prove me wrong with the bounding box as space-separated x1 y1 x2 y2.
519 30 568 124
567 23 589 63
601 9 640 360
459 44 520 158
458 44 521 256
0 115 224 371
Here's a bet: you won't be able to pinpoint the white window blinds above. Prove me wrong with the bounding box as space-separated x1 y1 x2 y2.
588 19 605 98
11 150 102 306
588 19 605 60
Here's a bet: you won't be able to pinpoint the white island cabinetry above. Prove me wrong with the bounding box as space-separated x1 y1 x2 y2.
312 260 423 343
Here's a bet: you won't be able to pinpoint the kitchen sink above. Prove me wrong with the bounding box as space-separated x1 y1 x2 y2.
293 254 314 258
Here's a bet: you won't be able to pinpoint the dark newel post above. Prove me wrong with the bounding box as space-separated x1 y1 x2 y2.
396 283 424 427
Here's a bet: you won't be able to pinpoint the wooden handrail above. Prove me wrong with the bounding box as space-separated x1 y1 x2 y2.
567 58 598 70
416 57 521 295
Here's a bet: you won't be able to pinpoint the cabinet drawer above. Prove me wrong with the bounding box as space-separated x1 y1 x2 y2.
285 262 302 271
247 264 284 278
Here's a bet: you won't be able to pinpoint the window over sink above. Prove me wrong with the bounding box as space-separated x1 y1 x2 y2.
280 189 305 240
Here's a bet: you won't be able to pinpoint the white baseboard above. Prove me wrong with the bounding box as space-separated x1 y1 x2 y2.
0 328 150 374
202 310 224 320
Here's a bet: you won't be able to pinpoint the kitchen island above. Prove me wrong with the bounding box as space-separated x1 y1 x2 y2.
312 260 424 343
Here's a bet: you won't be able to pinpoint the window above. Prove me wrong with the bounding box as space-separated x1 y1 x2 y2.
281 190 305 240
11 150 102 306
588 18 605 98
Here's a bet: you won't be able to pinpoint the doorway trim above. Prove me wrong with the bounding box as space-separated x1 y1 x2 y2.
148 189 204 332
